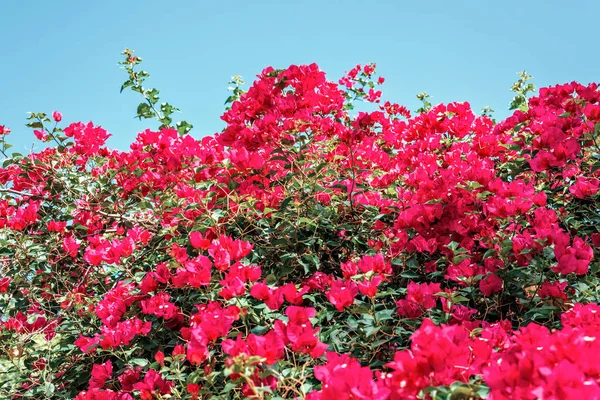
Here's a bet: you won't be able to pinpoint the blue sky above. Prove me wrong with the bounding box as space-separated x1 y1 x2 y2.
1 0 599 153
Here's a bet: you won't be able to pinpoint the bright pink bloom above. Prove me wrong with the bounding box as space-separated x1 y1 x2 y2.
358 275 384 298
310 352 390 400
538 281 569 301
406 281 442 309
222 330 285 365
250 282 284 310
141 292 179 320
154 351 165 366
118 367 141 392
569 177 599 199
396 299 423 319
89 360 112 389
553 236 593 275
189 231 210 250
479 273 503 297
326 279 358 311
133 369 172 400
280 283 308 305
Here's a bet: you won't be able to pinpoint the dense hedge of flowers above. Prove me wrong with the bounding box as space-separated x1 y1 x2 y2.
1 51 600 399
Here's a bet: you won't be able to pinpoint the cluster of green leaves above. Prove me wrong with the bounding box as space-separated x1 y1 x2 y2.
119 49 193 135
509 71 535 111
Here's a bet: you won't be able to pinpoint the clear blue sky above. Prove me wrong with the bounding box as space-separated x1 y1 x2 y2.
1 0 599 153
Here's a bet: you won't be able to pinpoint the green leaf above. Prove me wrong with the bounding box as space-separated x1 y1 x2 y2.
279 197 293 211
44 383 55 396
136 103 155 120
26 121 43 129
364 326 380 337
130 358 149 367
176 120 193 135
120 80 133 93
146 88 160 105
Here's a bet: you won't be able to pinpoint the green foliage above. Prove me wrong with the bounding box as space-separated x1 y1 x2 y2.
119 49 193 134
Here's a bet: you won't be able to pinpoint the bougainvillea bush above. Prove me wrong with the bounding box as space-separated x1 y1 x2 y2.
1 50 600 400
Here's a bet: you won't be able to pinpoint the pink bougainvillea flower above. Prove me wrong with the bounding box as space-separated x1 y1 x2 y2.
326 279 358 311
89 360 112 389
569 177 600 199
133 369 172 400
479 273 503 297
553 236 593 275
